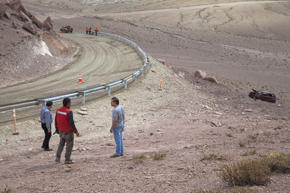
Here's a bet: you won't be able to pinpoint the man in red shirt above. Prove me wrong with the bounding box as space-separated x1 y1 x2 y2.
55 98 80 164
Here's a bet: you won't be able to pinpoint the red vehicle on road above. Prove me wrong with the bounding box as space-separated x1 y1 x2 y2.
249 89 276 103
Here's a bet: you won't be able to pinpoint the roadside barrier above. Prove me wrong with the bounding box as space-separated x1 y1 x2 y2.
0 32 150 113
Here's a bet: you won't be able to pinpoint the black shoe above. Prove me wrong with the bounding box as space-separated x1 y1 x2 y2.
44 148 53 151
41 146 45 149
121 154 124 156
110 154 121 158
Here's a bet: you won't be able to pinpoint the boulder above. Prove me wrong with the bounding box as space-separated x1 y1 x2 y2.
194 70 206 79
203 76 218 83
31 15 43 28
12 21 17 29
23 22 37 35
0 3 7 16
43 16 53 30
157 59 165 64
4 10 10 19
77 111 88 115
19 10 30 22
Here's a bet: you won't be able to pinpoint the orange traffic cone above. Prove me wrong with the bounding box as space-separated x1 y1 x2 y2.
79 74 83 83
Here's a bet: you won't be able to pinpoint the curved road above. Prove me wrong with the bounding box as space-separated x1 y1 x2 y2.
0 33 144 106
0 33 144 124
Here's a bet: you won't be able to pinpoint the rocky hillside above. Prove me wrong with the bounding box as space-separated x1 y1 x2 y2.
0 0 77 87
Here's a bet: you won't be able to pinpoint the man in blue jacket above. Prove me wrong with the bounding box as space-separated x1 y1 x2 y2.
40 101 53 151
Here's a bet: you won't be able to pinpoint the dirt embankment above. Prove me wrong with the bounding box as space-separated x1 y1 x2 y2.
0 0 77 88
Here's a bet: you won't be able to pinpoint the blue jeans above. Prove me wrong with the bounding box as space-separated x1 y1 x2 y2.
113 127 124 155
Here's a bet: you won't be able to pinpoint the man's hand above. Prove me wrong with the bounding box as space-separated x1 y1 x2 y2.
76 132 80 137
48 130 51 133
110 128 113 133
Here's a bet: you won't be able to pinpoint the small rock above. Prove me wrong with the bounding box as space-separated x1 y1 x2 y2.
157 129 160 132
106 143 115 146
0 159 3 162
29 148 32 151
127 166 134 169
77 111 88 115
244 109 252 112
177 167 185 170
241 112 245 115
80 107 87 111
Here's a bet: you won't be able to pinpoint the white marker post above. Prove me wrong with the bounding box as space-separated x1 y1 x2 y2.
13 108 19 135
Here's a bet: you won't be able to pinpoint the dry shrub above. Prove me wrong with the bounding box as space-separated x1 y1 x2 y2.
131 154 147 162
241 149 257 156
266 153 290 173
192 186 256 193
201 152 227 161
0 186 13 193
150 153 166 160
218 158 272 186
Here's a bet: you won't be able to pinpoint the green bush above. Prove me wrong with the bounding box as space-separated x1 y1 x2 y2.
218 158 272 186
266 153 290 173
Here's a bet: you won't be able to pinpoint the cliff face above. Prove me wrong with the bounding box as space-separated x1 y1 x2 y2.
0 0 77 87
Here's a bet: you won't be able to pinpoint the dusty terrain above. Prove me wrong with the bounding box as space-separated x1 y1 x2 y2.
0 0 290 192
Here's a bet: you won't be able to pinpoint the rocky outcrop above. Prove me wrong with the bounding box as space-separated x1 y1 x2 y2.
194 70 218 83
203 76 218 83
2 0 53 35
23 22 37 35
194 70 206 79
31 15 43 28
0 3 7 16
43 16 53 31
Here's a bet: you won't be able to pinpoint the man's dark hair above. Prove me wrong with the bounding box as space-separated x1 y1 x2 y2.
46 101 53 107
111 97 119 105
63 98 71 107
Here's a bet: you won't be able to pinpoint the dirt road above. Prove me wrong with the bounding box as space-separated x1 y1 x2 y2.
0 33 144 123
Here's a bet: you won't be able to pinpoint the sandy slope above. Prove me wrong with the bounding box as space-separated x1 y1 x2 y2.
1 0 290 192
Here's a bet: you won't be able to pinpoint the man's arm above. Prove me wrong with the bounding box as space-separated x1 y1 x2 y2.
110 117 118 133
44 111 51 132
68 111 79 135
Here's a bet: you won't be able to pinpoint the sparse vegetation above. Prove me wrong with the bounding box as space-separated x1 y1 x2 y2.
226 133 233 137
241 149 257 156
0 186 13 193
267 152 290 173
263 132 270 136
274 125 283 130
237 141 246 147
285 138 290 143
247 134 257 140
150 153 166 160
131 154 147 162
192 186 257 193
200 152 227 161
150 132 154 135
218 158 272 186
240 128 245 132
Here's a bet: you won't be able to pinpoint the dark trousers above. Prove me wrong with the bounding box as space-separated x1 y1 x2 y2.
41 123 51 149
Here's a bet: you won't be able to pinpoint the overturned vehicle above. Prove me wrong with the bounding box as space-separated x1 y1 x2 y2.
249 89 276 103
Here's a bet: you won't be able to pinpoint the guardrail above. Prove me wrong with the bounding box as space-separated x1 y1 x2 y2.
0 32 150 112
